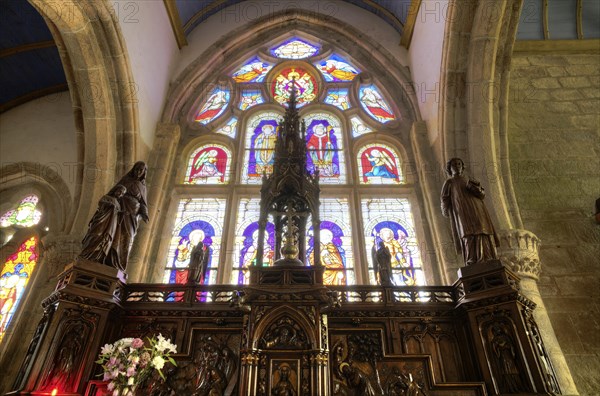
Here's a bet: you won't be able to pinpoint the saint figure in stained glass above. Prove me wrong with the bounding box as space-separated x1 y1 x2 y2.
316 55 360 81
0 195 42 228
271 68 317 107
238 222 275 284
308 222 347 286
169 222 214 286
372 222 415 286
271 39 319 59
359 85 396 123
232 57 273 83
195 88 230 124
359 145 402 184
187 145 230 184
249 121 278 176
306 119 340 178
0 237 37 342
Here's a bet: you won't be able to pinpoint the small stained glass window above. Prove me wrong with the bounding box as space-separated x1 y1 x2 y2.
232 198 275 285
362 198 424 286
303 112 346 184
357 144 403 184
350 116 373 137
271 39 319 59
359 85 396 124
242 111 283 184
324 89 351 110
0 195 42 228
185 144 232 185
271 67 318 108
307 198 355 285
231 57 273 83
239 90 265 111
164 198 226 288
194 87 230 125
215 117 238 138
0 236 38 343
315 55 360 82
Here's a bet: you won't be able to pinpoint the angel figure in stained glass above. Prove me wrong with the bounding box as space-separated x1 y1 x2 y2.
319 59 358 81
195 90 229 124
364 149 398 180
233 59 271 83
360 87 395 122
193 149 223 181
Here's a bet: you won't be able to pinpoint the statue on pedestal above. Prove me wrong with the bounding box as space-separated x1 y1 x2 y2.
107 161 149 271
187 241 209 285
441 158 499 266
79 184 126 265
372 241 393 286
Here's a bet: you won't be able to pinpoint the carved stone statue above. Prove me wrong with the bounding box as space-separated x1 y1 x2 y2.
372 241 393 286
106 161 149 271
187 241 209 284
441 158 499 265
79 184 126 264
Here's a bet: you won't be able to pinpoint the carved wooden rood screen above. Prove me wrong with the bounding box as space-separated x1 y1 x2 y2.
9 89 561 396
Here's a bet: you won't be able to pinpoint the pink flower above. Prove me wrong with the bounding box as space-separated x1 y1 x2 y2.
126 366 136 377
131 338 144 349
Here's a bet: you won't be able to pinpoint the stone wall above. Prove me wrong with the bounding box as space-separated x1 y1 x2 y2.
508 52 600 395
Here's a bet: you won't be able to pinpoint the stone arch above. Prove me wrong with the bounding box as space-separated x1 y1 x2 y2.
28 0 139 234
252 305 319 350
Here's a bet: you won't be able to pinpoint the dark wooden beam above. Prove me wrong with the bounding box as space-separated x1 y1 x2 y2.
0 40 56 58
0 83 69 114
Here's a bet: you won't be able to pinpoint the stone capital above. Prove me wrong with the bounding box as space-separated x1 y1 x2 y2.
40 233 81 276
497 229 541 280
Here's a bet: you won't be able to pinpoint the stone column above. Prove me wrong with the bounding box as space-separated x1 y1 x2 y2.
127 123 181 282
498 229 579 395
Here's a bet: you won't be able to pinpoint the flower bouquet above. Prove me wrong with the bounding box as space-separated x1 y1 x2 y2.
96 334 177 396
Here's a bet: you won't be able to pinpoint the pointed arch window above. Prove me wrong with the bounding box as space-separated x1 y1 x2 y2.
0 195 42 228
185 144 232 185
0 236 38 342
303 112 346 184
163 198 226 287
362 199 424 286
357 144 404 184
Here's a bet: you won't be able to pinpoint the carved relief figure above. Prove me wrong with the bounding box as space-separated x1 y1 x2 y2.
490 323 526 393
271 362 298 396
441 158 499 265
43 323 85 391
340 363 377 396
260 317 307 349
79 184 126 264
107 161 149 271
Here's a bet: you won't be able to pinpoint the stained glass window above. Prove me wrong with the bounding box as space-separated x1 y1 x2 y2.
231 57 273 83
315 55 360 82
232 198 276 285
350 116 374 137
185 144 231 185
324 89 351 111
357 144 403 184
271 39 319 59
307 198 355 285
0 236 38 343
194 87 230 125
361 198 424 286
164 199 226 288
271 67 317 108
239 90 265 111
242 111 283 184
215 117 238 138
303 112 346 184
359 85 396 124
0 195 42 228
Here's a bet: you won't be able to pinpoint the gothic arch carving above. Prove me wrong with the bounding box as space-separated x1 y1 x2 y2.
252 305 318 350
